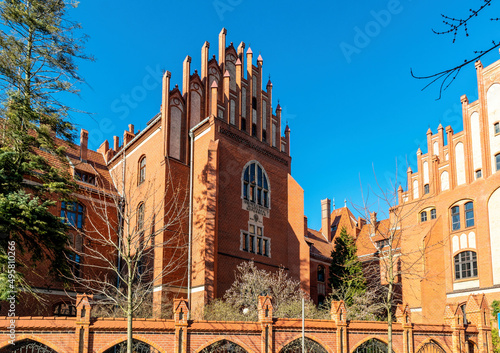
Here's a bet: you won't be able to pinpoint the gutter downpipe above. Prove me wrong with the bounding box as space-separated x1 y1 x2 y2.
187 116 210 319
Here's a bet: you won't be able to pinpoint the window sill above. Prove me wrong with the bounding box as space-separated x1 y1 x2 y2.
453 278 479 291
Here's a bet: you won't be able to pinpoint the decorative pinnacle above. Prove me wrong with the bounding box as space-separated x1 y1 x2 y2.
247 47 253 54
211 80 218 88
224 70 230 77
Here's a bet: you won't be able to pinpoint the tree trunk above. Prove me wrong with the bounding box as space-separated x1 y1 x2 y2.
127 264 133 353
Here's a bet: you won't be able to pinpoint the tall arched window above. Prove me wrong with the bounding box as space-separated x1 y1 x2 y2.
138 156 146 184
465 202 474 228
61 202 84 229
454 251 478 279
137 202 145 231
242 161 270 208
451 206 460 231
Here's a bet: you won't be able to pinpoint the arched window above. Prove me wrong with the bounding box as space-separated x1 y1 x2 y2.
138 156 146 184
451 206 460 231
424 184 430 194
465 202 474 228
420 211 427 222
317 265 325 282
454 251 478 279
61 202 84 229
242 161 269 208
137 202 145 231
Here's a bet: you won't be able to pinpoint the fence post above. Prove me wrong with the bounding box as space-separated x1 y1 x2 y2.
396 304 413 353
445 304 466 353
174 298 189 353
331 301 347 353
74 294 92 353
258 296 273 353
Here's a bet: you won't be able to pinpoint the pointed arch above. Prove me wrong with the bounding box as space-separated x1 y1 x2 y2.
96 336 166 353
0 336 66 353
195 337 254 353
350 337 396 353
278 334 331 353
415 338 449 353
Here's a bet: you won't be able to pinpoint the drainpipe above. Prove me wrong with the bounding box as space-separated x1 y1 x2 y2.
187 117 210 319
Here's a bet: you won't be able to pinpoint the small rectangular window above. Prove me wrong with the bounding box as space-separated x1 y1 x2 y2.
420 211 427 222
430 209 436 220
424 184 430 194
495 122 500 135
476 170 482 179
496 154 500 172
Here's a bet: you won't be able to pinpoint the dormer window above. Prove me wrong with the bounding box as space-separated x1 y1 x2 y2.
75 170 96 185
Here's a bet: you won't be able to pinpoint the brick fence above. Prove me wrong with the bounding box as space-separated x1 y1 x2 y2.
0 294 493 353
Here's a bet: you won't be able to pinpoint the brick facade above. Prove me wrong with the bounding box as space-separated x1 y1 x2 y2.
0 294 492 353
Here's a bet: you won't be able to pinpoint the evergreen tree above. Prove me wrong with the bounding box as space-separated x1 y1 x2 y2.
0 0 91 298
329 227 366 306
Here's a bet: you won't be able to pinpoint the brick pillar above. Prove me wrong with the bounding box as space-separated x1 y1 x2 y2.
258 296 273 353
74 294 92 353
331 301 347 353
174 299 189 353
446 305 466 353
465 294 493 353
396 304 414 353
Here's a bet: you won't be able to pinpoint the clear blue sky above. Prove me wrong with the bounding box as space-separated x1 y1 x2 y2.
65 0 500 231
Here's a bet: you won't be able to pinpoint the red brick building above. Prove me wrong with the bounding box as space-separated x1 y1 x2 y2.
5 29 500 326
306 58 500 324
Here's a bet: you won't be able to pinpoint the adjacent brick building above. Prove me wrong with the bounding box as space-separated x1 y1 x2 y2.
4 29 500 326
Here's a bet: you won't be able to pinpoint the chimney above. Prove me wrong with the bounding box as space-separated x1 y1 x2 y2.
80 129 88 162
113 136 119 151
128 124 134 134
321 198 331 239
370 212 377 226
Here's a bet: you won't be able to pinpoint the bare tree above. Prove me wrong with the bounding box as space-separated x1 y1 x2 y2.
353 166 445 352
412 0 500 99
66 156 189 353
204 261 328 321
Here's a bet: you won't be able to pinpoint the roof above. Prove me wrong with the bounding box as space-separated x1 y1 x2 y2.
305 228 333 261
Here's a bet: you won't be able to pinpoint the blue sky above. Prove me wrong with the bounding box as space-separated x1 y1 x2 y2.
66 0 500 230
